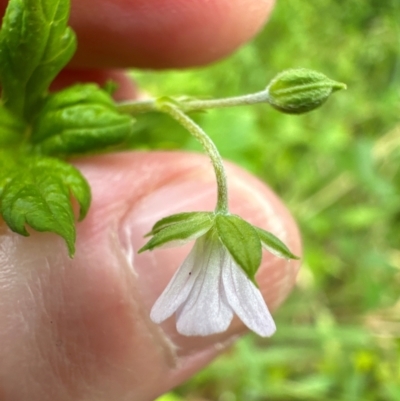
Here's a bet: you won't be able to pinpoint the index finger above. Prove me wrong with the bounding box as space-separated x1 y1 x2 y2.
0 0 275 69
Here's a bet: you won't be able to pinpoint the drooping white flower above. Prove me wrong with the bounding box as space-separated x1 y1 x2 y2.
150 231 276 337
140 211 298 337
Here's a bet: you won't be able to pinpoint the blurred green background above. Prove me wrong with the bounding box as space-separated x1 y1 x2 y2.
131 0 400 399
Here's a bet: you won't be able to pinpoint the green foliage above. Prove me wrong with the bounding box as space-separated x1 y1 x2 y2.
32 84 134 156
0 0 76 119
140 0 399 399
0 0 134 254
0 154 90 257
0 105 26 146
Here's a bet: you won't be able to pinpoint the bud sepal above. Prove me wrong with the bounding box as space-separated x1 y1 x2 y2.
266 68 346 114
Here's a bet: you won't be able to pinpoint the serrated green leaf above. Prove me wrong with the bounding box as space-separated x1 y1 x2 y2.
255 227 299 260
0 105 26 147
139 217 214 253
32 157 91 221
0 156 91 256
147 211 214 236
31 84 134 156
215 214 262 282
0 0 76 118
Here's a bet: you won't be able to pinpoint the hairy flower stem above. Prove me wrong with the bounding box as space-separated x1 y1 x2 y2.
116 90 270 115
181 90 270 111
159 102 229 214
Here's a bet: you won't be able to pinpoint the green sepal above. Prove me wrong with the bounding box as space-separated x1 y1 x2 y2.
0 0 76 119
31 84 134 156
255 227 299 260
139 214 214 253
0 106 26 147
0 155 91 256
146 211 214 237
215 214 262 283
267 68 346 114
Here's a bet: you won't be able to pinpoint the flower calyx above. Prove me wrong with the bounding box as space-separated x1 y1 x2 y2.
139 211 299 283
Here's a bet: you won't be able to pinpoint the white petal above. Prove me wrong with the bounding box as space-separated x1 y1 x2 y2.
150 238 205 323
176 237 233 336
222 250 276 337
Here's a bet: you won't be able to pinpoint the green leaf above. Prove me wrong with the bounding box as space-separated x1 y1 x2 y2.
146 211 214 236
139 216 214 253
255 227 300 260
0 0 76 118
31 84 134 156
0 155 91 256
32 157 91 221
0 105 26 147
215 214 262 282
0 148 20 195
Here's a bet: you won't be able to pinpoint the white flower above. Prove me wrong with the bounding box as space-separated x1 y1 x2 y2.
150 231 276 337
141 211 297 336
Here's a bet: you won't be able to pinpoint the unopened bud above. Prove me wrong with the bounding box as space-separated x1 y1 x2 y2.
266 68 346 114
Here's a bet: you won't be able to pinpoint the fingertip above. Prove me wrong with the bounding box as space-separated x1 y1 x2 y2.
69 0 275 68
0 151 299 400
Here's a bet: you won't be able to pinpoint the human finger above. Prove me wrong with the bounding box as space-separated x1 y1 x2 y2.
0 151 300 401
0 0 275 69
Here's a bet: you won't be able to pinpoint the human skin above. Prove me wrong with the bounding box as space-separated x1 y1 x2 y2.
0 1 302 401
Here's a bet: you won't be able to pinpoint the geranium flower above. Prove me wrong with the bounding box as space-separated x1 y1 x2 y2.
140 211 298 337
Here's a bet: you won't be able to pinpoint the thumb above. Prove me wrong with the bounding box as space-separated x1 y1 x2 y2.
0 151 301 401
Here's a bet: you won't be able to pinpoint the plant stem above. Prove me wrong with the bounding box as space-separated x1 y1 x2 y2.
181 90 270 112
116 90 270 115
159 102 229 214
117 99 155 114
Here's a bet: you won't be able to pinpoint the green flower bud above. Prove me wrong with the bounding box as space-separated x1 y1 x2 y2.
266 68 346 114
